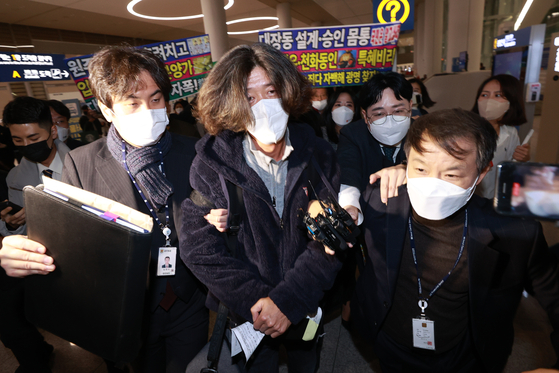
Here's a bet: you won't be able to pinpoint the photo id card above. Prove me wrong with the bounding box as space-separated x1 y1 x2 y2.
412 318 435 350
157 247 176 276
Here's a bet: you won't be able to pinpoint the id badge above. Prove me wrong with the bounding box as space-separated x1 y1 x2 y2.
412 317 435 350
157 247 177 276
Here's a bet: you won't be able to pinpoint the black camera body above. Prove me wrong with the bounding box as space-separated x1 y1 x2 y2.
303 195 361 253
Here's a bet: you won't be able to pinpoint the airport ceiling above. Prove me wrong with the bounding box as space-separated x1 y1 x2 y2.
0 0 379 44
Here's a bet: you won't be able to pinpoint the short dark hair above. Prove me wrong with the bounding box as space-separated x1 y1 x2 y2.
3 96 53 131
48 100 71 120
408 78 436 108
196 43 312 135
404 109 497 173
359 72 413 111
88 45 172 109
471 74 526 126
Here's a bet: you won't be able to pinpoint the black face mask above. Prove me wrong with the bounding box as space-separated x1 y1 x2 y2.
16 137 53 163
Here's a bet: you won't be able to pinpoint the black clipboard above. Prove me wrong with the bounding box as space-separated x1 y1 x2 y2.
23 181 153 363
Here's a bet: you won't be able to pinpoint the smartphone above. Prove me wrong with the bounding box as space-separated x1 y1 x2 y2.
495 161 559 221
0 200 23 215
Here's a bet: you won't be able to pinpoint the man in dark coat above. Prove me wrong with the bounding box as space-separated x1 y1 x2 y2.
337 72 412 223
352 109 559 373
180 43 341 372
0 46 213 373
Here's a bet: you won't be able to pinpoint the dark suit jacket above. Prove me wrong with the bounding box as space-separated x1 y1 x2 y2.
353 184 559 372
62 133 203 312
337 119 407 192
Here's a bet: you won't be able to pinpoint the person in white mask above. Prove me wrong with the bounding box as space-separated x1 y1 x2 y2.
321 88 359 149
311 87 329 113
47 100 84 150
352 108 559 373
472 74 530 199
0 46 219 373
180 42 343 372
337 72 412 226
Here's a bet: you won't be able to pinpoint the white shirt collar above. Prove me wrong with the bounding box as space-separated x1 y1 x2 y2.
37 149 63 181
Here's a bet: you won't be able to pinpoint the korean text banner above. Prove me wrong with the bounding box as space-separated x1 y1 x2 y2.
258 23 400 88
0 53 71 82
64 35 212 105
373 0 414 32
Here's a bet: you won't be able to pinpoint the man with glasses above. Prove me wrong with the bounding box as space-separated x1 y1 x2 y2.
337 71 412 224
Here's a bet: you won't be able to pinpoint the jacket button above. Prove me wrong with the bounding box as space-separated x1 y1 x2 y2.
383 301 389 308
374 322 377 326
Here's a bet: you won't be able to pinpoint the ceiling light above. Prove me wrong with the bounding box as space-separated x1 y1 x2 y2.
226 17 279 35
0 45 34 49
127 0 234 21
514 0 534 31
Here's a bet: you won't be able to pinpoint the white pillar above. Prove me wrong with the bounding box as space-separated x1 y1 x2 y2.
446 0 484 73
415 0 444 78
277 2 292 29
201 0 229 62
414 0 426 77
467 0 484 72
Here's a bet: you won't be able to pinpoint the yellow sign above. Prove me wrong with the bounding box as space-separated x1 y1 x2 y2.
12 70 21 79
377 0 411 24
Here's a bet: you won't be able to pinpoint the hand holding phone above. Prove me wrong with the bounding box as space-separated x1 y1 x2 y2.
495 161 559 221
0 200 23 215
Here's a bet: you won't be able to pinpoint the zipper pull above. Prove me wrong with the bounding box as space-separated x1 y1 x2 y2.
272 196 276 207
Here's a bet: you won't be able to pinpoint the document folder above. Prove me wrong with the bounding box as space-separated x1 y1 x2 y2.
23 177 153 363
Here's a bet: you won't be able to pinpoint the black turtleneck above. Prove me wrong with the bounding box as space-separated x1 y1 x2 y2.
381 207 470 353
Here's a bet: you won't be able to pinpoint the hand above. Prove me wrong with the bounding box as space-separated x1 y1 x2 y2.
323 241 353 256
513 143 530 162
522 369 559 373
1 205 26 229
344 205 359 225
370 164 407 204
0 235 55 277
204 208 228 232
251 297 292 338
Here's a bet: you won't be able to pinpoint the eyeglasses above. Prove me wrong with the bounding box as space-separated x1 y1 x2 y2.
367 108 410 125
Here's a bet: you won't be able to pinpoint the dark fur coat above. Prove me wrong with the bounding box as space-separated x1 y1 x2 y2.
180 123 342 324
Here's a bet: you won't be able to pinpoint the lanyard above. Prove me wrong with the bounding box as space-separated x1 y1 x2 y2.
121 141 171 246
408 209 468 316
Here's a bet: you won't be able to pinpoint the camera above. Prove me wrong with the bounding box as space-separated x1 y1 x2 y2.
302 191 361 253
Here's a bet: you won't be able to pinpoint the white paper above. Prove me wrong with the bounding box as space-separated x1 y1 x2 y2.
231 322 265 360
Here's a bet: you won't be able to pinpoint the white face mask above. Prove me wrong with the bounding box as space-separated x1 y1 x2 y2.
312 99 327 111
112 108 169 147
477 99 509 120
368 115 410 146
248 98 289 145
332 106 354 126
56 125 69 142
175 108 183 114
407 173 479 220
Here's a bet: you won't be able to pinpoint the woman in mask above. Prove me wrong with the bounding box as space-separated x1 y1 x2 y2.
408 78 436 118
322 88 360 149
471 74 530 199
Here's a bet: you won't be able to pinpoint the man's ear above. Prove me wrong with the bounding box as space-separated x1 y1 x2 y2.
361 108 367 120
98 102 114 123
51 124 58 140
476 163 492 185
